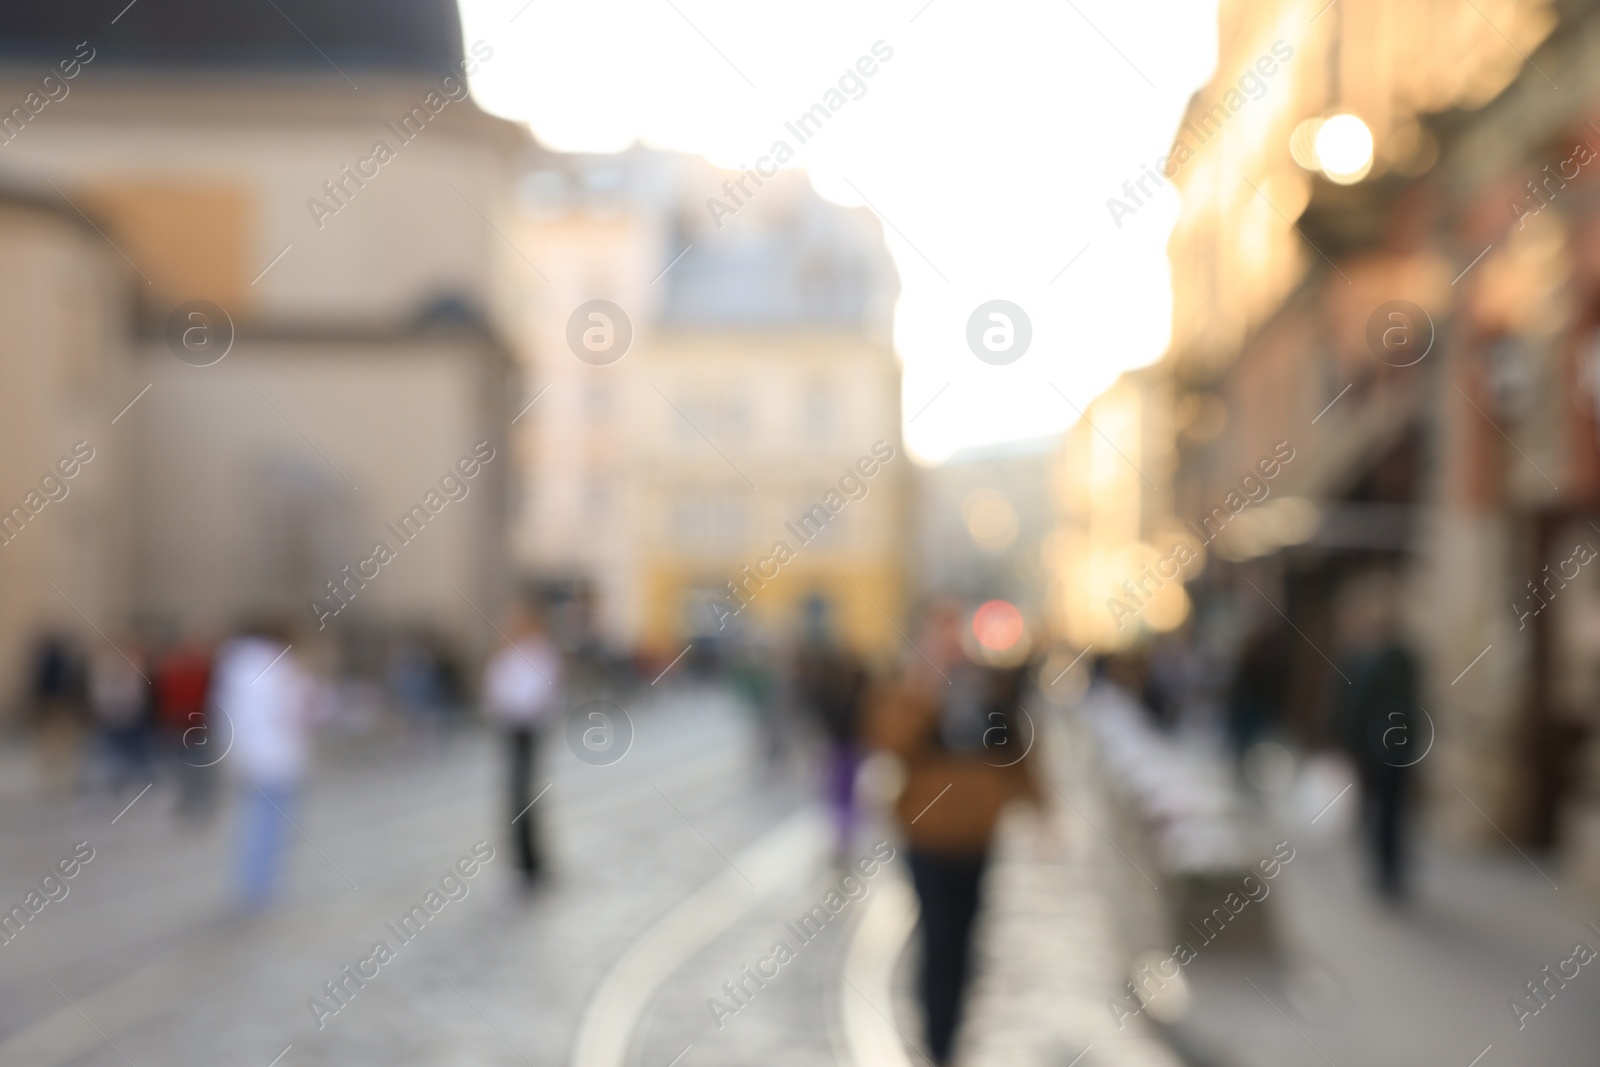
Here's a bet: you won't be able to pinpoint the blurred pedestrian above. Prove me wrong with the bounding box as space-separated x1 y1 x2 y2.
793 634 869 861
387 631 444 740
433 642 469 735
29 631 86 791
867 603 1041 1066
215 620 312 909
1331 573 1421 902
727 639 784 770
1227 615 1294 758
88 640 153 796
153 633 216 818
1083 650 1151 717
483 600 562 889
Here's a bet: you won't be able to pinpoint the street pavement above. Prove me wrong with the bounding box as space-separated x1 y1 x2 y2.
0 687 797 1067
1167 794 1600 1067
0 683 1184 1067
623 703 1184 1067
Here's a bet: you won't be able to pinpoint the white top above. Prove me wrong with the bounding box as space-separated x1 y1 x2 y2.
89 649 147 727
214 637 313 786
483 637 561 726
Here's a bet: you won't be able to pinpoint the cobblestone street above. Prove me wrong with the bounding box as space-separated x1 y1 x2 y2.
0 689 800 1067
0 686 1182 1067
9 677 1596 1067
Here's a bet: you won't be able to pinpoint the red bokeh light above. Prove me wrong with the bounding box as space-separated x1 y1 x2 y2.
972 599 1024 651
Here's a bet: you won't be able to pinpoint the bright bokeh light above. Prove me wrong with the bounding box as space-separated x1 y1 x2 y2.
1314 112 1375 183
1289 117 1324 170
961 487 1019 552
458 0 1221 462
972 599 1025 651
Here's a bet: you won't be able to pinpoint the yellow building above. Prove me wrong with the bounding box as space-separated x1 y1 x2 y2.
637 331 904 658
1048 370 1190 652
514 153 906 659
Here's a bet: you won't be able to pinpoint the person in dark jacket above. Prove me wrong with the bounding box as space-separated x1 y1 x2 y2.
794 636 870 860
30 632 86 792
1331 573 1423 902
1227 617 1294 757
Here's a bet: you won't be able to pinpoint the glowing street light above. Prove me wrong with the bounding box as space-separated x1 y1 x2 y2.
1312 112 1374 184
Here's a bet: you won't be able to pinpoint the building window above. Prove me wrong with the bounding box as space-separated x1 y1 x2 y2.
802 383 835 441
671 493 747 550
790 492 848 550
669 389 748 444
723 393 751 441
672 397 709 443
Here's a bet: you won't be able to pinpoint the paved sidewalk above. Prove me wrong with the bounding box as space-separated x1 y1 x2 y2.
587 697 1187 1067
0 686 798 1067
0 681 1198 1067
902 706 1185 1067
1165 766 1600 1067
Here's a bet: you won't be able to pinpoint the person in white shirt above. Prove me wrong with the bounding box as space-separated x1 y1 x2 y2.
482 601 562 886
213 621 312 909
88 640 153 796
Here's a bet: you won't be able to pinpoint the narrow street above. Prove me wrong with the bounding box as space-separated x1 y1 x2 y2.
0 688 800 1067
0 685 1189 1067
8 677 1598 1067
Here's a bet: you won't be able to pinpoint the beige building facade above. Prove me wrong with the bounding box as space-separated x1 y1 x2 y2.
0 193 135 704
0 8 530 697
1046 0 1600 875
513 152 906 658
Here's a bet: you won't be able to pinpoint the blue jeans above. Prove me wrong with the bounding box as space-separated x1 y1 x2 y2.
103 725 153 792
236 782 297 908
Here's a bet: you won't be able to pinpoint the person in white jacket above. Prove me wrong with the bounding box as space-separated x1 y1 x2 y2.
213 622 312 909
482 601 562 886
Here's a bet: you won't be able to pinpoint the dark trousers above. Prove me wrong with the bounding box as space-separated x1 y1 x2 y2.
907 850 988 1065
507 727 544 880
1361 764 1407 898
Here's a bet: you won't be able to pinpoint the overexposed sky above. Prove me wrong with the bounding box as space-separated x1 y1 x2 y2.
459 0 1219 464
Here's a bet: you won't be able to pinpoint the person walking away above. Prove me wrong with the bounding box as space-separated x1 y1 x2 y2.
794 636 869 861
1227 616 1294 759
867 604 1041 1065
215 622 313 910
1330 573 1421 902
387 632 445 742
30 632 86 793
154 634 216 818
88 640 153 796
727 640 784 771
483 602 562 889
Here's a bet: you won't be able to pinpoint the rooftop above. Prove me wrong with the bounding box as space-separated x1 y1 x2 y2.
0 0 464 73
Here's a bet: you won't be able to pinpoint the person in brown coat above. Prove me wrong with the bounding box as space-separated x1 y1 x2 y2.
867 604 1042 1065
